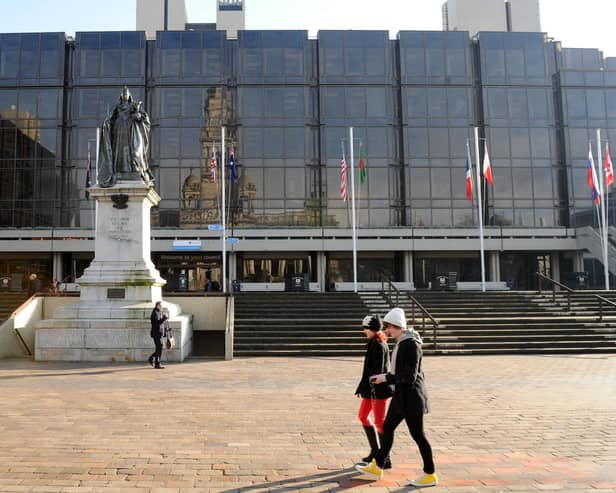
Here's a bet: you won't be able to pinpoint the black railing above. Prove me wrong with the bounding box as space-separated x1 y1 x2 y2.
381 277 439 349
536 272 616 321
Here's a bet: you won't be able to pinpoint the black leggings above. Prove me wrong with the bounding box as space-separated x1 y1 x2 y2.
150 336 163 364
375 397 435 474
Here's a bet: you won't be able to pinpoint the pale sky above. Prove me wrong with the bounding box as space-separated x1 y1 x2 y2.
0 0 614 56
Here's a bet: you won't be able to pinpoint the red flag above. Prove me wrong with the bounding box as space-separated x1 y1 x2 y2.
210 146 217 183
340 157 348 201
465 150 473 202
605 143 614 187
482 148 494 185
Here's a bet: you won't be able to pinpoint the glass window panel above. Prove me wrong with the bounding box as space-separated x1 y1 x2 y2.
323 47 343 76
38 90 59 119
366 87 386 118
366 127 388 157
345 47 363 75
285 168 305 197
18 91 37 117
432 209 452 227
431 168 451 198
321 87 345 117
493 167 513 197
532 168 553 198
283 87 304 117
404 49 425 78
407 127 428 158
0 35 19 78
428 128 449 158
566 89 587 119
447 88 468 118
183 88 203 118
264 168 284 198
20 34 39 78
285 127 304 157
160 128 180 158
242 128 263 156
180 128 201 157
426 48 445 77
101 48 121 76
513 168 532 197
509 89 528 119
242 48 261 75
264 48 283 76
510 128 530 158
265 88 283 117
366 47 385 76
449 129 468 158
240 87 262 117
263 128 283 158
407 87 426 118
410 168 430 198
530 128 551 158
487 88 508 119
586 89 606 120
204 49 221 75
484 48 505 79
446 48 467 78
159 168 180 199
528 88 549 120
427 88 447 118
347 87 365 118
182 49 202 76
161 88 181 118
284 47 303 76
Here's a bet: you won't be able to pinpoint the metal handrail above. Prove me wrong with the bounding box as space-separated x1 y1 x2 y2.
381 276 439 349
535 272 616 321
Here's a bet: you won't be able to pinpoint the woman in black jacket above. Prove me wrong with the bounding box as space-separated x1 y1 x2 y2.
148 301 167 369
355 307 438 488
355 314 392 467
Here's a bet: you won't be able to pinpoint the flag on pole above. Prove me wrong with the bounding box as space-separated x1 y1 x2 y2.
588 145 601 204
210 146 217 183
482 147 494 185
229 147 237 185
465 144 473 202
85 145 92 200
605 143 614 187
340 156 348 201
359 143 366 184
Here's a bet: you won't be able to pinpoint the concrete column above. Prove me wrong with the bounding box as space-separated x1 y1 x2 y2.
551 252 561 283
317 251 326 293
573 251 585 272
404 251 414 284
488 251 500 281
228 252 237 286
52 252 62 282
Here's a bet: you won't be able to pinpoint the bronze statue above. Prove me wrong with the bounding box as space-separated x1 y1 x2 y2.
98 87 154 187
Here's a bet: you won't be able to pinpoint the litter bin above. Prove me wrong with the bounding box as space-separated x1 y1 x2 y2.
232 280 241 293
285 273 309 292
432 273 449 290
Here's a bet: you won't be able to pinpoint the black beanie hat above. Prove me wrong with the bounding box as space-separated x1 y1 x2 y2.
362 314 382 332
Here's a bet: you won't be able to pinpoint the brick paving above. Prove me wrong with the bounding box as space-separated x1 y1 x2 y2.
0 354 614 492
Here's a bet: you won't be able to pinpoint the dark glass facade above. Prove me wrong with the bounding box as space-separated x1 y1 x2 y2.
2 29 616 289
1 29 615 230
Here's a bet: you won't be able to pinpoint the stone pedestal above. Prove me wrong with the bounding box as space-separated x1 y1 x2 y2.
35 181 193 362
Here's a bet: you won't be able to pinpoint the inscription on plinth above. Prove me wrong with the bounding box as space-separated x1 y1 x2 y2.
109 215 131 241
107 288 126 299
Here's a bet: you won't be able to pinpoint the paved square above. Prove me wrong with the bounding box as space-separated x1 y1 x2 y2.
0 354 614 492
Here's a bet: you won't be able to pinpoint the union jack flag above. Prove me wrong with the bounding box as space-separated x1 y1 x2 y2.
210 146 217 183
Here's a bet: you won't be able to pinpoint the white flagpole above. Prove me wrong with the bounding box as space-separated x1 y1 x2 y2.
349 127 358 293
597 129 609 289
474 127 486 292
222 127 227 294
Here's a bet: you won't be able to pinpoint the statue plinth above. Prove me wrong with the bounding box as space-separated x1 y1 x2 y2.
35 180 193 362
78 181 165 303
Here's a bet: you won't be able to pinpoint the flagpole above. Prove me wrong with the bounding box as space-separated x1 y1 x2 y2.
597 129 609 289
349 127 358 293
474 127 486 292
356 141 361 229
222 126 227 294
95 127 100 185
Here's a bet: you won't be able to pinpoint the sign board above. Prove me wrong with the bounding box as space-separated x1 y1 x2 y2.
227 237 240 244
208 224 223 231
172 240 202 251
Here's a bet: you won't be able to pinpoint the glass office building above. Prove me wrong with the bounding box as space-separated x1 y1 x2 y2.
0 29 614 291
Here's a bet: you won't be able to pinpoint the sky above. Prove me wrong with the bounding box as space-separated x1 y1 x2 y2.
0 0 614 56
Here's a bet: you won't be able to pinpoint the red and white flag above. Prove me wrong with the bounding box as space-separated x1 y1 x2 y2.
210 146 217 183
482 148 494 186
340 156 348 202
605 143 614 187
465 144 473 202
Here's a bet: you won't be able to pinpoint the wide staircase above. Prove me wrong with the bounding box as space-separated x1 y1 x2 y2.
0 291 30 321
233 290 616 356
233 292 368 356
361 290 616 354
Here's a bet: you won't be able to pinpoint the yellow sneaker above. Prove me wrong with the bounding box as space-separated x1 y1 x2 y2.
409 472 438 487
354 458 384 480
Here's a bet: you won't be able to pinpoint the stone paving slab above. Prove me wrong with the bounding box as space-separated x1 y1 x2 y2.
0 354 614 492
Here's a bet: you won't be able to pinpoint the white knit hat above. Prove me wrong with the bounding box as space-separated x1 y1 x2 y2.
383 307 407 329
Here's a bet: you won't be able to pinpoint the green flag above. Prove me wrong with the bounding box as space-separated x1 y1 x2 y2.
359 144 366 184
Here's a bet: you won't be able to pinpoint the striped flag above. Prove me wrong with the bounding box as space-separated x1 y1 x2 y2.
587 145 601 204
340 156 348 201
605 143 614 187
465 144 473 202
482 148 494 185
210 146 217 183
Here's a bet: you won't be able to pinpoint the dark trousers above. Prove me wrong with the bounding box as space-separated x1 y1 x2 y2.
150 336 163 366
375 396 435 474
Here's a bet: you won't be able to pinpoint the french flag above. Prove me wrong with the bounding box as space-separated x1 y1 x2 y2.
587 146 601 204
605 143 614 187
482 148 494 185
465 147 473 202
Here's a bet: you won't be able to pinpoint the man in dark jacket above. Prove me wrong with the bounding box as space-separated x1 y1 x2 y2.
148 301 167 369
355 307 438 487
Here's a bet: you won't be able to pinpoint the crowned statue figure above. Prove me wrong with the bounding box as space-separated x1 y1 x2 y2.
98 86 154 187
